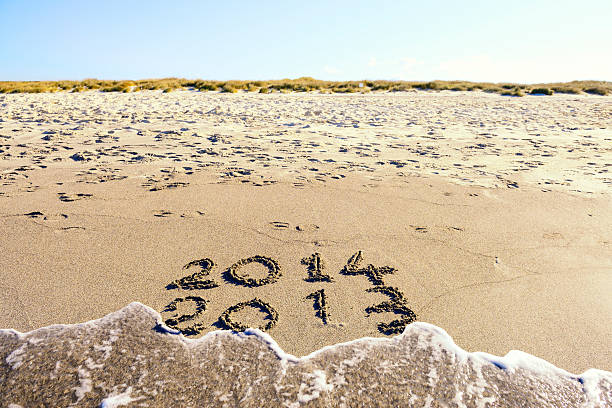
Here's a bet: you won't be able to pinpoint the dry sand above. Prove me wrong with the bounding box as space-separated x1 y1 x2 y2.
0 90 610 375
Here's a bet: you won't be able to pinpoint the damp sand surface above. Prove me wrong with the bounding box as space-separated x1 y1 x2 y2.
1 303 611 407
0 91 610 403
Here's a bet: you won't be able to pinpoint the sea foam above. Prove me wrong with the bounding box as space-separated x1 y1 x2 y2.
0 302 610 407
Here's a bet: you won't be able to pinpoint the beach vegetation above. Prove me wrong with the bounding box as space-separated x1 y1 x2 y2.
483 87 503 93
584 87 608 96
501 87 524 97
551 86 580 94
221 83 238 93
197 82 218 92
1 78 610 96
530 87 553 95
414 82 439 90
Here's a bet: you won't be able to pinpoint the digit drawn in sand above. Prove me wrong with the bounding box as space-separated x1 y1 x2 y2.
224 255 282 287
301 252 333 282
306 289 330 324
219 298 278 332
158 251 406 336
341 251 396 286
344 251 363 272
162 296 208 336
167 258 219 290
365 286 417 335
376 316 417 335
365 286 409 314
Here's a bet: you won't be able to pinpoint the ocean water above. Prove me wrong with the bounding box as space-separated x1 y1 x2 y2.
1 303 610 407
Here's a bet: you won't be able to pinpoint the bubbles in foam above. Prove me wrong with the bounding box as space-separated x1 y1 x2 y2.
0 302 610 407
100 386 142 408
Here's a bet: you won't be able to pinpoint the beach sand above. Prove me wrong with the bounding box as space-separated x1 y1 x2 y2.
0 90 610 404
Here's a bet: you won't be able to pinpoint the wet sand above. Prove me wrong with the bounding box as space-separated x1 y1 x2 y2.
2 303 610 407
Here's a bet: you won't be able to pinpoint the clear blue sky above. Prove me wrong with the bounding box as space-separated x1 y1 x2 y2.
1 0 610 83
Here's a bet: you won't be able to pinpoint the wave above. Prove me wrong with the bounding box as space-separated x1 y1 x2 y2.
1 302 610 407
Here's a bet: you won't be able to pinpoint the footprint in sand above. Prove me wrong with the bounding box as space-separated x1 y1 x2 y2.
268 222 319 232
179 210 206 218
410 225 463 234
147 181 189 192
23 211 84 231
154 210 205 218
269 221 290 230
75 167 126 184
24 211 68 221
493 257 521 278
296 224 319 232
410 225 428 233
24 211 46 219
57 192 93 202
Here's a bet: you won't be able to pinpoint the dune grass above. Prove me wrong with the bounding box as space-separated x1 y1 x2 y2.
0 78 610 96
530 87 554 95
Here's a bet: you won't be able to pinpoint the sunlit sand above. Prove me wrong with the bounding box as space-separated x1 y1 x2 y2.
1 89 610 405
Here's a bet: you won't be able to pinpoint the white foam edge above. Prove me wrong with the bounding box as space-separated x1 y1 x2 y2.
2 301 610 385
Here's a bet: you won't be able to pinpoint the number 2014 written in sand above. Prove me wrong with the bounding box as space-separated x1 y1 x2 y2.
161 251 417 336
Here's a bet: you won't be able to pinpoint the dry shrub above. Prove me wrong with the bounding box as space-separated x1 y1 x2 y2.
584 87 608 96
1 78 610 96
530 87 553 95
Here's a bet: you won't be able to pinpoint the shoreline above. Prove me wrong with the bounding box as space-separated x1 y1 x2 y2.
2 302 610 406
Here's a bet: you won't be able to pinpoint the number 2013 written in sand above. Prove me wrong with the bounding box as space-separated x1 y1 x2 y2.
161 251 417 336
